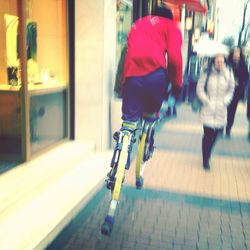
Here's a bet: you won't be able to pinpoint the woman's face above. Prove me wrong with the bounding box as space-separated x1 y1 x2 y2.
233 48 240 62
214 54 225 71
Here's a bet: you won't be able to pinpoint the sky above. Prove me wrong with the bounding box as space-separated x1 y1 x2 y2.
216 0 247 43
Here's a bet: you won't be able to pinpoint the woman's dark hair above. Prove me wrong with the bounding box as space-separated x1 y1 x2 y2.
153 6 173 20
228 47 246 66
211 54 227 65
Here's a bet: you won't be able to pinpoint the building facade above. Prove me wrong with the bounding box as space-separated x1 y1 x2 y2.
0 0 209 169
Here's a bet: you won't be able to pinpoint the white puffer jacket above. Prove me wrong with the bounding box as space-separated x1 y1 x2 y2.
196 65 235 128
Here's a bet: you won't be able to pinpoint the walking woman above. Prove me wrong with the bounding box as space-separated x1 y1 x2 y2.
226 47 249 137
196 53 235 170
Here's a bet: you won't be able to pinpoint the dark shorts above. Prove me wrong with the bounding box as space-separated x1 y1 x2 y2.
122 68 167 122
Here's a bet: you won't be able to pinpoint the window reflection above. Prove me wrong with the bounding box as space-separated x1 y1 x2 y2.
30 90 67 154
114 0 132 97
27 0 69 154
0 0 21 163
116 0 132 64
0 0 69 161
5 14 19 86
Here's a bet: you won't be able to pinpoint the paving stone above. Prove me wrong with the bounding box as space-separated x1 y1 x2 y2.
185 232 199 242
148 238 172 249
230 229 245 241
162 228 176 238
221 227 231 238
196 241 209 250
245 240 250 249
221 245 233 250
159 238 174 248
121 239 136 249
172 243 184 250
184 238 197 248
231 241 246 250
244 230 250 241
172 236 185 246
149 232 162 242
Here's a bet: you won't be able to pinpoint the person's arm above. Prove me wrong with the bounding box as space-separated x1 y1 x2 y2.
242 63 250 84
224 69 235 106
196 72 210 105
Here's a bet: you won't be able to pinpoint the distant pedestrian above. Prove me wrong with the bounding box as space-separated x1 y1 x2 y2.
226 47 249 137
165 83 177 117
196 53 235 170
247 84 250 141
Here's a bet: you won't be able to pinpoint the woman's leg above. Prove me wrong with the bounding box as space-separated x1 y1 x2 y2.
202 126 223 169
247 87 250 140
248 122 250 141
202 127 212 169
202 126 215 169
226 90 240 136
210 128 223 151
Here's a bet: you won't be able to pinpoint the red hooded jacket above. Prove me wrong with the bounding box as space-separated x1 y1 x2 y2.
123 16 183 88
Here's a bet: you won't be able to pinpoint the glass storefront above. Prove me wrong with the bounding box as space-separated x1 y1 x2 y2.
114 0 133 98
26 0 68 154
0 0 69 164
0 0 21 162
116 0 133 65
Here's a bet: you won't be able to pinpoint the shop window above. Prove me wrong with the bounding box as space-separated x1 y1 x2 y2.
0 0 21 164
26 0 69 154
0 0 69 163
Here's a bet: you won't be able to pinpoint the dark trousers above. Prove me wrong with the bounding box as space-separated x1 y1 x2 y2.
247 86 250 121
122 68 167 122
226 88 241 133
202 126 223 165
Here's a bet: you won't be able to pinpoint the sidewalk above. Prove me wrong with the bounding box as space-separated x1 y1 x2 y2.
0 141 112 250
47 103 250 250
0 103 249 250
140 103 250 202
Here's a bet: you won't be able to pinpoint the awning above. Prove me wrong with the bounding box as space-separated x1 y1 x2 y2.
164 0 207 14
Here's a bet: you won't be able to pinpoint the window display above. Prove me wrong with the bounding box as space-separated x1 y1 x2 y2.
5 14 19 86
0 0 21 161
0 0 69 161
26 0 68 153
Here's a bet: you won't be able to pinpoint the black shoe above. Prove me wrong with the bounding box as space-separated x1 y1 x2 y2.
226 131 231 138
225 128 231 138
218 130 223 137
165 108 171 117
203 162 210 170
173 107 177 116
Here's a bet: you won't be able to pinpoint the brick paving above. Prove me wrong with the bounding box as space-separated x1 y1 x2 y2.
47 103 250 250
